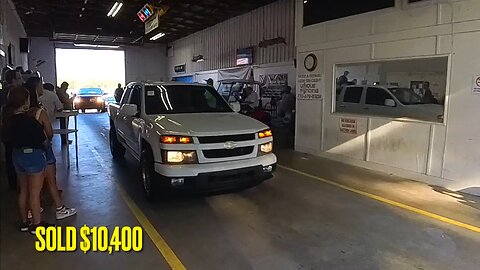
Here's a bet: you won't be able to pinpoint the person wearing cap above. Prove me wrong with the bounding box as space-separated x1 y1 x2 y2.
205 78 214 87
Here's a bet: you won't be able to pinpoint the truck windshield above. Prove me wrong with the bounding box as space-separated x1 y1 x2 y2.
145 85 233 114
78 88 103 95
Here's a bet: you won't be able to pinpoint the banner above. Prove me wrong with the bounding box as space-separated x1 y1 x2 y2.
259 73 288 98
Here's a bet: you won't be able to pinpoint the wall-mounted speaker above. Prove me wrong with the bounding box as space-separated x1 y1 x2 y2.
19 38 30 53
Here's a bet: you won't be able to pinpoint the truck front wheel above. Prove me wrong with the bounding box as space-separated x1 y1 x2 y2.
109 126 125 159
141 148 158 201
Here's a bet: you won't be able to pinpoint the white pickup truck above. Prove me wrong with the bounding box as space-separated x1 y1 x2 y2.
108 82 277 199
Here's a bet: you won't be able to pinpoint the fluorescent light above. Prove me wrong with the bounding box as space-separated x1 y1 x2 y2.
107 2 123 17
74 44 120 49
150 32 165 41
0 49 5 57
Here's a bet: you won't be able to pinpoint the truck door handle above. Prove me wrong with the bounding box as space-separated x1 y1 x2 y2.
339 105 345 108
363 107 369 110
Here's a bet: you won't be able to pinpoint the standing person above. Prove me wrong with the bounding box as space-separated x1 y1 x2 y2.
114 83 124 103
242 87 259 111
25 78 77 221
36 81 63 123
278 85 296 118
3 86 51 233
42 83 56 92
56 82 72 145
205 78 214 87
421 81 437 104
336 71 350 89
1 70 24 190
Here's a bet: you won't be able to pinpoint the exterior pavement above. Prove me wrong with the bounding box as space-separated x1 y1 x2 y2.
1 112 479 270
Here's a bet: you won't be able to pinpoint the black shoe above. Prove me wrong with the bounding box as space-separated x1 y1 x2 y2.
30 222 55 235
19 221 31 232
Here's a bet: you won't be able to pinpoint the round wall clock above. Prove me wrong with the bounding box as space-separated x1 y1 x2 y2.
304 53 317 72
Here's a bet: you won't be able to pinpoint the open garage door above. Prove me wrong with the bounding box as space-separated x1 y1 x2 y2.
55 48 125 96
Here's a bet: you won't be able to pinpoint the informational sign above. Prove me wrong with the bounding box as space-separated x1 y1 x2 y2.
137 4 154 22
340 118 357 134
174 64 186 73
145 13 159 35
473 75 480 94
259 73 287 98
297 73 322 100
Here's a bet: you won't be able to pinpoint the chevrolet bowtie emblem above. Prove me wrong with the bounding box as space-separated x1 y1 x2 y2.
224 141 238 149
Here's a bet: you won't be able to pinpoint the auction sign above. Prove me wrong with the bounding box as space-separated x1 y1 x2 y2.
259 73 288 98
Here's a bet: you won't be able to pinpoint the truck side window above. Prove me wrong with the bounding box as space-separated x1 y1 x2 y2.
343 87 363 103
129 85 142 110
120 86 132 105
366 87 393 106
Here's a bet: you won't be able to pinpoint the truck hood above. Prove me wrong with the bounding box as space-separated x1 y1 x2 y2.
147 113 268 136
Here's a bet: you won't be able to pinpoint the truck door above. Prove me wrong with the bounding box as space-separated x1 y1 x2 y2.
123 84 142 157
116 84 133 142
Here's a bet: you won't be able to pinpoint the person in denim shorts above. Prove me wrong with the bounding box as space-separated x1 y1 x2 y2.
26 77 77 221
3 86 50 233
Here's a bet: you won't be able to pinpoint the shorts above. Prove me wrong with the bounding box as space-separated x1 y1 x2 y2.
45 142 56 165
12 148 47 174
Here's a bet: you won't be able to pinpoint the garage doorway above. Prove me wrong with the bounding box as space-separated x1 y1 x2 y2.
55 48 125 96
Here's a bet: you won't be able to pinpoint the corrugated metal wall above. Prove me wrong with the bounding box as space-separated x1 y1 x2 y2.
167 0 295 77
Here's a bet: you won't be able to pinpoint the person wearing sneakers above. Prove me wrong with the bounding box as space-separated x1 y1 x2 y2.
3 86 49 232
26 77 77 221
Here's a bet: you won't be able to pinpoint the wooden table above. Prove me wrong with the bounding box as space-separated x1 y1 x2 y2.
54 110 79 168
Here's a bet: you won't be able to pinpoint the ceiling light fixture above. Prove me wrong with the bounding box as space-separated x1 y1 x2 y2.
74 43 120 49
150 32 166 41
107 2 123 17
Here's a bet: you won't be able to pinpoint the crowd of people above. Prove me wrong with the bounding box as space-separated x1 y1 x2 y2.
0 67 76 235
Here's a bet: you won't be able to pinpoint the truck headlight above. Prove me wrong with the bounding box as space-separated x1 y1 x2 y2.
259 142 273 154
96 97 104 103
74 97 81 103
162 150 197 164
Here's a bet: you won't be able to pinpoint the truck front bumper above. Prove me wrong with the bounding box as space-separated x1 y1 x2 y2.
154 153 277 191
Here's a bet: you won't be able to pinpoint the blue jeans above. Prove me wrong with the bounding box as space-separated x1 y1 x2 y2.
12 148 47 174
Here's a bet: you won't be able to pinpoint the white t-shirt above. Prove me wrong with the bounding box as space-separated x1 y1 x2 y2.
245 92 259 108
39 90 63 122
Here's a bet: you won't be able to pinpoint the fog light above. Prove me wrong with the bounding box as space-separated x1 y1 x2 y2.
171 178 184 186
263 165 273 173
260 142 273 154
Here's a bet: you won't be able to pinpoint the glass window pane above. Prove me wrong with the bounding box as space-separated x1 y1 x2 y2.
343 87 363 103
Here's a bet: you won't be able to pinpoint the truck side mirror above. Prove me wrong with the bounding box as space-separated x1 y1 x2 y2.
384 99 396 107
120 104 138 116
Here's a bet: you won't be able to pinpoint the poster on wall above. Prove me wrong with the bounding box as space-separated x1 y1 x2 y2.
473 75 480 94
339 118 357 135
259 73 287 98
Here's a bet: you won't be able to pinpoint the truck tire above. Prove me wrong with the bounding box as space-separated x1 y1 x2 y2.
109 126 125 159
141 147 158 201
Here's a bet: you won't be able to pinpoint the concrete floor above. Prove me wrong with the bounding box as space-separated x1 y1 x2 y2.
1 113 479 270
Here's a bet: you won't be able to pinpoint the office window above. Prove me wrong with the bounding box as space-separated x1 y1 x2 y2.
303 0 395 26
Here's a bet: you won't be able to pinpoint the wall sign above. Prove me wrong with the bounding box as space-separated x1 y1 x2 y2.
145 13 159 34
259 73 287 98
473 75 480 94
174 64 186 73
340 118 357 134
297 73 322 100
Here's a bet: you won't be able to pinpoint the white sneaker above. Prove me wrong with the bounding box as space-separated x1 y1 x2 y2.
27 207 44 219
56 206 77 220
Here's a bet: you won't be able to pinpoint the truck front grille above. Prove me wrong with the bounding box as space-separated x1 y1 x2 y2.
198 134 255 144
203 146 254 159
